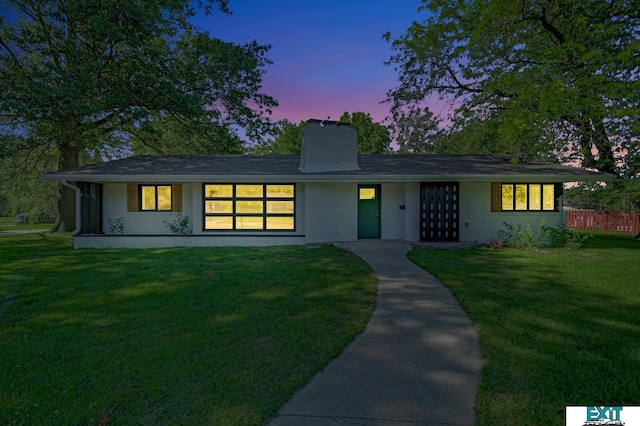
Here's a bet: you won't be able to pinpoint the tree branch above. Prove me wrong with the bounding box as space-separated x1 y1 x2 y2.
536 1 566 44
0 36 21 66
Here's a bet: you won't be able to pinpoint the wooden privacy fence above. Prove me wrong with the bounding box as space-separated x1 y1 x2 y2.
566 210 639 234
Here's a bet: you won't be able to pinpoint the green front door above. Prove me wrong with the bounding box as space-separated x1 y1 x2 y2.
358 185 380 238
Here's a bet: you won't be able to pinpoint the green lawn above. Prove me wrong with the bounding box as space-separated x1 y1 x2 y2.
0 216 53 232
409 233 640 425
0 233 377 425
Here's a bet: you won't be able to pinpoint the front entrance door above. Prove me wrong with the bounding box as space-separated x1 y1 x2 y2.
420 182 459 242
358 185 380 238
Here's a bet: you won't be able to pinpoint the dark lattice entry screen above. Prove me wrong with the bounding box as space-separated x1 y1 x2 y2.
420 182 459 242
78 182 103 234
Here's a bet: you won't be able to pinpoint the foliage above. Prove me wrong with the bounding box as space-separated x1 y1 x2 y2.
542 223 592 249
252 113 392 154
163 212 192 235
339 112 391 154
497 220 590 249
432 115 558 163
251 119 306 154
127 114 246 155
0 233 376 425
564 179 640 211
0 151 58 218
498 220 548 249
408 233 640 425
388 106 440 153
106 217 124 235
0 0 277 230
386 0 640 176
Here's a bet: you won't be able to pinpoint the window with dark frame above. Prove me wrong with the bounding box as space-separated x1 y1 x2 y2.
139 185 172 211
203 184 295 231
500 183 557 211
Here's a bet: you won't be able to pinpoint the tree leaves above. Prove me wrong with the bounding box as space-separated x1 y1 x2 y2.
387 0 639 176
0 0 277 229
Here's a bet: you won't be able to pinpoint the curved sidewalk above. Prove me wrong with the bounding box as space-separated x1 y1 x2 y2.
268 240 481 426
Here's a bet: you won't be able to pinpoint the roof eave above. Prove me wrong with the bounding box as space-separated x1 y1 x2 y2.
42 172 610 183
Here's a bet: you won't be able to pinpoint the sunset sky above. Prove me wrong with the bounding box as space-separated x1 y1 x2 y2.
197 0 431 124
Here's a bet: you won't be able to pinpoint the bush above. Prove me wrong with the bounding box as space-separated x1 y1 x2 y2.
106 217 125 234
498 221 546 249
497 220 590 249
542 224 591 249
163 213 192 235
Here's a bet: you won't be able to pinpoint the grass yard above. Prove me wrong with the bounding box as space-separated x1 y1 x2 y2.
0 233 377 425
409 233 640 425
0 216 53 232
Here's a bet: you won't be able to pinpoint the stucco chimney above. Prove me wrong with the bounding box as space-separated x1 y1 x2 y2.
299 119 359 172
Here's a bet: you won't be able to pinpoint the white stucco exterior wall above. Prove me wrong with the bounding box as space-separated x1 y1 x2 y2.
103 183 193 235
380 183 405 240
458 181 564 243
403 182 421 242
305 182 357 243
90 179 567 248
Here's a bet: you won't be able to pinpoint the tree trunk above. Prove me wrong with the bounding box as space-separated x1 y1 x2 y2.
591 118 616 176
577 116 618 177
54 141 81 233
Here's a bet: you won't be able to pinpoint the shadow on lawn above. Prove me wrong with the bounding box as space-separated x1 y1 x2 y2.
1 234 376 425
408 243 640 424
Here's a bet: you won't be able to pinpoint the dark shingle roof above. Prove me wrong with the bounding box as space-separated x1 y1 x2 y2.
43 154 609 182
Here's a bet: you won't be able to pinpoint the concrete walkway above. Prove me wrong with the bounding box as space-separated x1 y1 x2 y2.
268 240 482 426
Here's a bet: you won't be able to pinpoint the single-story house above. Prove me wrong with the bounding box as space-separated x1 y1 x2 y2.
43 120 608 249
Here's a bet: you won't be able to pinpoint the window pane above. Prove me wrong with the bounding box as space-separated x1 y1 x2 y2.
267 201 294 214
236 185 263 198
236 200 263 213
267 217 294 230
529 184 541 210
267 185 294 198
236 216 263 229
359 188 375 200
205 200 233 213
205 184 233 198
141 186 156 210
515 184 527 210
205 216 233 230
543 184 555 210
501 185 513 211
157 186 172 211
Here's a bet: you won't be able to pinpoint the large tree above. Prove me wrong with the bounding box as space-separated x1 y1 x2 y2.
252 113 392 154
339 112 391 154
0 0 277 231
386 0 639 176
127 115 245 156
388 106 440 154
251 119 305 155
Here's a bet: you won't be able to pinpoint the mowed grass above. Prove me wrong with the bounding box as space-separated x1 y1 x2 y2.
408 233 640 425
0 216 53 232
0 233 377 425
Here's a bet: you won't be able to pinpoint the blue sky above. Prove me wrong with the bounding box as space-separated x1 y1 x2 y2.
195 0 426 123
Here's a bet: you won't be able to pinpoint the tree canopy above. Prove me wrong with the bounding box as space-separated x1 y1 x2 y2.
386 0 639 176
339 112 391 154
252 113 392 155
0 0 276 229
251 119 304 155
564 179 640 212
387 106 440 154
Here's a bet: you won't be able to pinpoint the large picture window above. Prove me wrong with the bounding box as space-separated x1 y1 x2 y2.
203 184 295 231
498 183 559 212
